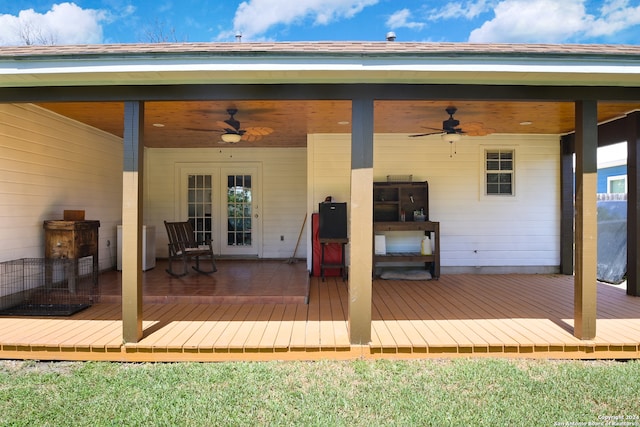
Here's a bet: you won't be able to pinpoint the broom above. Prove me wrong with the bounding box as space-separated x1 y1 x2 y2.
286 213 307 264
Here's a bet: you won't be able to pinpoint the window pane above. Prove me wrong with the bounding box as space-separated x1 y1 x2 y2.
485 150 514 196
187 174 213 243
226 174 252 247
609 178 626 193
487 160 500 170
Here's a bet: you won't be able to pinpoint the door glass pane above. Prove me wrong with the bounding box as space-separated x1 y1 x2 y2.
187 174 212 243
227 174 252 246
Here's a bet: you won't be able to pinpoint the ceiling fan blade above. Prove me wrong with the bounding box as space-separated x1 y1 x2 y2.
409 132 442 137
215 120 230 130
245 126 274 136
185 127 214 132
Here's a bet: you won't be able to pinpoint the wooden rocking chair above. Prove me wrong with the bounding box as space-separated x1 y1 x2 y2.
164 220 217 277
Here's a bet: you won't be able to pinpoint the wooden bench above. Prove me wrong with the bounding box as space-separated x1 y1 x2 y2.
164 221 217 277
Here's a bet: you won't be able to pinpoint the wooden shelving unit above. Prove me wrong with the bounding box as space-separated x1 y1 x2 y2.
373 181 440 278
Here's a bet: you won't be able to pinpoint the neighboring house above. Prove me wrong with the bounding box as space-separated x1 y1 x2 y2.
1 42 639 345
598 143 627 194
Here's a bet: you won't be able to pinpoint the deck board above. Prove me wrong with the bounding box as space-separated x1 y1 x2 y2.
271 304 298 350
1 265 639 361
258 303 286 350
327 280 350 348
379 287 427 349
243 304 275 350
183 304 232 351
305 277 321 350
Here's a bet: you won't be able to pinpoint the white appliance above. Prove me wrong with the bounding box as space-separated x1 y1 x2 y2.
117 225 156 271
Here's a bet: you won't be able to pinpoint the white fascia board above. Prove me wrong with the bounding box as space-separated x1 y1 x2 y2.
2 54 640 87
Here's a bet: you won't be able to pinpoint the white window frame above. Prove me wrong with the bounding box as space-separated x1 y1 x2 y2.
482 148 516 198
607 174 627 194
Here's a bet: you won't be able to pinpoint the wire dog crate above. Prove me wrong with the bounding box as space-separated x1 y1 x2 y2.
0 258 97 316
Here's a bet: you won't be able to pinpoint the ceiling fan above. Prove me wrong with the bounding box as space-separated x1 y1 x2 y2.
184 108 274 143
215 108 274 143
409 106 494 141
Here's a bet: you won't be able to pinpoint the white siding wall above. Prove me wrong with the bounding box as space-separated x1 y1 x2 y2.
308 133 561 273
0 104 123 269
145 147 307 259
0 102 559 274
306 134 352 270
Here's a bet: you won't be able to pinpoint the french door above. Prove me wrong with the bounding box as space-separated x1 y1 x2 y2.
180 164 261 257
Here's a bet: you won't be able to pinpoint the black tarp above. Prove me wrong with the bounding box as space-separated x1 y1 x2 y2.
597 200 627 284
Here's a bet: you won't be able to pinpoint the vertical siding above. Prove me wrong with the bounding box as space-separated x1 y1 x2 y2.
0 104 123 269
145 147 307 259
309 133 561 272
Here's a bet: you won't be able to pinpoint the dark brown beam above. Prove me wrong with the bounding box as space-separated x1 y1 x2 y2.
560 134 575 275
627 112 640 296
3 84 640 103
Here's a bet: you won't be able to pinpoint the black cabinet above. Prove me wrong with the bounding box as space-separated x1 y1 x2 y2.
317 203 348 281
318 202 347 239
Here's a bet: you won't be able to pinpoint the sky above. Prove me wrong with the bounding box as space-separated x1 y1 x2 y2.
1 0 640 45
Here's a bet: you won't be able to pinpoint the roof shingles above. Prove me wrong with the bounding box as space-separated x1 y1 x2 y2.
1 41 640 59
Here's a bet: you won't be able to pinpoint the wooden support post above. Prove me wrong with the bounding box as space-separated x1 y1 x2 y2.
122 101 144 343
560 135 575 275
627 112 640 297
348 96 374 345
574 100 598 340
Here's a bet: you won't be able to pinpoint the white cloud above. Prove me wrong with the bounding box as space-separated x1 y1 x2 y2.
468 0 640 43
231 0 378 40
387 9 425 30
428 0 494 20
469 0 586 42
586 0 640 37
0 3 107 46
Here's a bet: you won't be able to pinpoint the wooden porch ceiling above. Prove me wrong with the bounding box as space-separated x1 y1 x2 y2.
37 100 640 148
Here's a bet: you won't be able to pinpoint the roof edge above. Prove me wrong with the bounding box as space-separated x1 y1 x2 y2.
2 41 640 60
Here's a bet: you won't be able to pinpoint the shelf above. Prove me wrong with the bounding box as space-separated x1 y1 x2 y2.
374 221 438 232
374 252 436 263
373 181 428 222
372 181 439 278
372 220 440 279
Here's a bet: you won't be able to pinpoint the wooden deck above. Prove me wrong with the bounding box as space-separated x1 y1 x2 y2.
0 261 639 361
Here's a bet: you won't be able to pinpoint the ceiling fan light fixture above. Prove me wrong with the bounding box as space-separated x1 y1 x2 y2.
221 133 242 143
441 133 461 143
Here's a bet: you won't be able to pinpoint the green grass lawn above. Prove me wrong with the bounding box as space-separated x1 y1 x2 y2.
1 358 639 426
